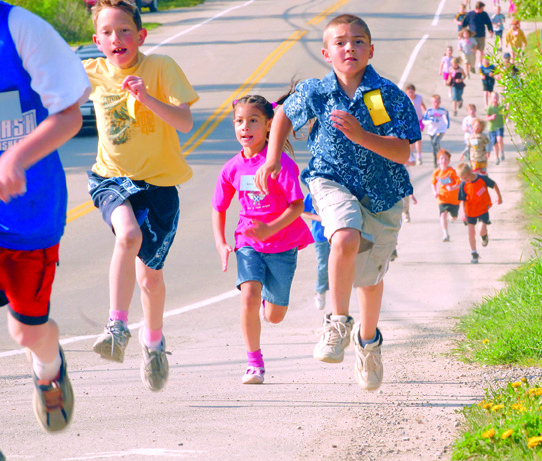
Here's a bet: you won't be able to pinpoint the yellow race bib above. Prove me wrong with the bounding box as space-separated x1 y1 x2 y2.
364 89 391 126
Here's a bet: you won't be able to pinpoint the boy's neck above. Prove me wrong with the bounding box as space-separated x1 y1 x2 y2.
334 68 365 99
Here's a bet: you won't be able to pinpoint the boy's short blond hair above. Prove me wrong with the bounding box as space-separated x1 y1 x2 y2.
456 162 472 177
323 14 371 46
472 117 486 131
92 0 142 31
432 94 441 100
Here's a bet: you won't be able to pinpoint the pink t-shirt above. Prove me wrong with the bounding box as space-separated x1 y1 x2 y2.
212 146 313 253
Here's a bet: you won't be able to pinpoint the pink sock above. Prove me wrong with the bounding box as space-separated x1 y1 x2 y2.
143 325 163 349
109 309 128 324
247 349 264 368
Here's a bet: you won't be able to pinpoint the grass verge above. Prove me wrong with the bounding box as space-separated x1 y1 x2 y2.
452 28 542 460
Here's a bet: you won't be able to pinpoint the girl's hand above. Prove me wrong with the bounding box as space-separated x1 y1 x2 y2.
255 162 281 195
330 110 364 144
216 242 233 272
122 75 149 104
243 219 270 242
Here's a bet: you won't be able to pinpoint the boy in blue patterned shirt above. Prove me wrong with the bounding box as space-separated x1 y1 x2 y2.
255 14 420 391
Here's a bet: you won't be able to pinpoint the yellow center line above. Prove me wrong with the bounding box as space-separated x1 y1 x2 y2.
66 0 350 223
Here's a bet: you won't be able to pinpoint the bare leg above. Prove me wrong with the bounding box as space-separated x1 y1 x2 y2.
109 202 142 313
468 223 477 252
440 210 449 237
240 281 263 352
355 281 384 341
328 228 360 317
8 315 59 363
264 301 288 324
136 259 165 331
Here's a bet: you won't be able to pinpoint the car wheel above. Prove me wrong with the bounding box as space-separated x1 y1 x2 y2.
149 0 158 12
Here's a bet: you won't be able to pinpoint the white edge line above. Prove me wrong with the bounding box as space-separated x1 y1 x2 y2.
0 289 240 359
432 0 447 26
145 0 255 55
398 34 429 90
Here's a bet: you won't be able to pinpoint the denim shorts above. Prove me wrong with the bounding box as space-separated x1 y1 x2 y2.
489 128 504 146
88 172 180 270
235 246 298 306
308 177 402 287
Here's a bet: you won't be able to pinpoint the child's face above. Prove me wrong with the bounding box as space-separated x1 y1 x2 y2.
459 173 473 182
482 57 489 67
233 104 272 157
496 6 501 13
405 88 415 100
431 97 441 109
512 21 520 29
322 23 374 80
445 47 453 56
462 30 470 39
93 7 147 69
467 106 476 117
472 120 482 133
438 154 450 169
490 93 499 105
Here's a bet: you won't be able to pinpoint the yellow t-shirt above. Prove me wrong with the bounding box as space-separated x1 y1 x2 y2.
84 53 199 186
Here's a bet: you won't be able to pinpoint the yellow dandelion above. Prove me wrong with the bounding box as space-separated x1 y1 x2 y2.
511 403 526 412
528 436 542 449
522 377 528 383
502 429 514 439
511 381 522 388
482 428 495 438
491 404 504 412
483 339 490 344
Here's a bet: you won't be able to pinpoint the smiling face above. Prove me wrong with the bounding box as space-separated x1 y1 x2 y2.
431 96 441 109
322 22 374 82
93 7 147 69
472 120 483 133
233 104 272 158
438 153 450 169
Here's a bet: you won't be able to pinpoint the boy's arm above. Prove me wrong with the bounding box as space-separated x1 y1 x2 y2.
330 110 410 164
302 211 321 222
493 183 503 204
122 76 193 133
0 103 82 203
244 199 304 242
254 107 293 194
211 208 233 272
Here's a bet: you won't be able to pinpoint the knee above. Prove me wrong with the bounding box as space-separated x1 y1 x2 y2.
115 227 142 252
138 269 164 293
331 229 360 256
9 322 44 349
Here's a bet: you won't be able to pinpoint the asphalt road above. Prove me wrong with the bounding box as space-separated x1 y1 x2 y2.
0 0 529 459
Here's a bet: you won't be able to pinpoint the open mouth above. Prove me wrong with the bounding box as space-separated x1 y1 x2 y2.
113 47 127 55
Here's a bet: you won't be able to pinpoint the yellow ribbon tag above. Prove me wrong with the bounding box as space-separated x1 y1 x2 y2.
126 94 138 119
363 89 391 126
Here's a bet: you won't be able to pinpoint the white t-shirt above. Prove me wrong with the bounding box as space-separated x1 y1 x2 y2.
8 6 90 114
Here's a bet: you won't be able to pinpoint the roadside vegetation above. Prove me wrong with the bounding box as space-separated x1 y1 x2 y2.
451 2 542 457
9 0 204 44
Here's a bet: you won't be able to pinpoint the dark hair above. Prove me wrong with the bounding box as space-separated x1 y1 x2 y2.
405 83 416 91
92 0 142 31
232 82 298 156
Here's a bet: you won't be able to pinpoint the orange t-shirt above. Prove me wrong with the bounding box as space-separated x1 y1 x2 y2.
431 166 460 205
458 175 495 218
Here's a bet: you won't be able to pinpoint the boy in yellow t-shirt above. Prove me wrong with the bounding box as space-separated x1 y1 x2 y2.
84 0 198 392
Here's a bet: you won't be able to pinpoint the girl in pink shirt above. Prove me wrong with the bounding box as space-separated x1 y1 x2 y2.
212 95 313 385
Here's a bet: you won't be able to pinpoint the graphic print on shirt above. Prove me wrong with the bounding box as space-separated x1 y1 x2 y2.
0 109 37 152
241 175 268 209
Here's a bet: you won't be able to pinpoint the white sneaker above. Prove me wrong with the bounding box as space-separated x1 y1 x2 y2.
352 324 383 391
139 329 170 392
242 366 265 384
313 314 354 363
93 320 131 363
314 292 326 310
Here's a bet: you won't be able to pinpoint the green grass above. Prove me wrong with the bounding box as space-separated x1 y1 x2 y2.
451 22 542 461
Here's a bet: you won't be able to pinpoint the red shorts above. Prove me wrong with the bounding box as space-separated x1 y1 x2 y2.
0 244 59 325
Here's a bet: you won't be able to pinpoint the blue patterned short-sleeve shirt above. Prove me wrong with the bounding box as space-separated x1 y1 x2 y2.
283 65 421 213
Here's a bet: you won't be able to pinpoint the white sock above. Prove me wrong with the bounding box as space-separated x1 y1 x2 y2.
330 314 348 323
32 350 61 382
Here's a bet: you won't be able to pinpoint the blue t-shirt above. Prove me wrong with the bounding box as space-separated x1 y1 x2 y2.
303 193 326 242
283 65 420 213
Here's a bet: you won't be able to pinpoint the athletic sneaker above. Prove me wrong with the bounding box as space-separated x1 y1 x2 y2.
471 251 480 264
481 234 489 247
496 158 500 166
32 346 74 432
352 324 383 391
501 152 505 161
314 292 326 310
442 235 450 242
404 211 410 223
139 329 170 392
415 157 422 166
313 314 355 363
242 366 265 384
93 320 131 363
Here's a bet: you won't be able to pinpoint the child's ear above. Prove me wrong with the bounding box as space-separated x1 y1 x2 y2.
93 34 102 51
321 48 332 63
138 28 148 46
